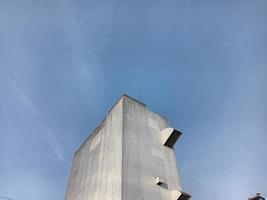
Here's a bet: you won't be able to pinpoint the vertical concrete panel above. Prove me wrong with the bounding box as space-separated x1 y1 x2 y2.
65 99 123 200
122 97 182 200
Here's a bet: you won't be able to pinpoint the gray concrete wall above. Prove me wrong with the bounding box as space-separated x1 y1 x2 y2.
65 98 123 200
122 96 182 200
65 95 184 200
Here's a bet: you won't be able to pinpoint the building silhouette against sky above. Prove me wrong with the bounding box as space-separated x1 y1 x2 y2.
65 95 191 200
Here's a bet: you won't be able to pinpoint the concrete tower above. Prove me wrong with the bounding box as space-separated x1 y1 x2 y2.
65 95 191 200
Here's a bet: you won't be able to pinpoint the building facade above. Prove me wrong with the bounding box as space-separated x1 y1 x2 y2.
65 95 191 200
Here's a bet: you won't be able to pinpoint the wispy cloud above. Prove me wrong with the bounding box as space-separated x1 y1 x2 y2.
0 69 63 162
0 195 23 200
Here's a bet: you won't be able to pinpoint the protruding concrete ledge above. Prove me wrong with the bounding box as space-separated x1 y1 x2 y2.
160 128 182 148
155 176 168 189
172 190 191 200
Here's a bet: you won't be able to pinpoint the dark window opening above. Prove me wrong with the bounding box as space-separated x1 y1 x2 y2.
177 192 191 200
155 177 168 189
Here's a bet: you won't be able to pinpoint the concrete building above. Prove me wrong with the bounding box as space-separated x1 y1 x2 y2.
65 95 191 200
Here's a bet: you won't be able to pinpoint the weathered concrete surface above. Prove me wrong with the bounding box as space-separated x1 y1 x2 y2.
65 98 123 200
122 96 182 200
65 95 189 200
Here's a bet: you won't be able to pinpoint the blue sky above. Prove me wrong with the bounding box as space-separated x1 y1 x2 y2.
0 0 266 199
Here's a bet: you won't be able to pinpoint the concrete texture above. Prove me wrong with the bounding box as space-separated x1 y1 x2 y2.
65 95 190 200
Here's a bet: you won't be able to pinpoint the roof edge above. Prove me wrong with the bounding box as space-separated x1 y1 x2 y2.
75 94 146 156
108 94 146 114
122 94 146 107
